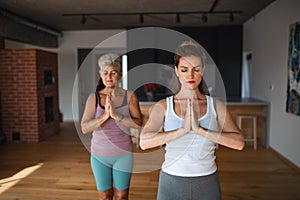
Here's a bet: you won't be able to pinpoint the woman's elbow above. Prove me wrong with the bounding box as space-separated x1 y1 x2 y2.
235 135 245 150
236 140 245 151
133 117 143 128
81 128 88 134
139 136 153 150
227 134 245 151
139 139 148 150
80 124 89 134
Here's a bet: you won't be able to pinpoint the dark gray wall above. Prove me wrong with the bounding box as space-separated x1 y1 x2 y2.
127 26 243 99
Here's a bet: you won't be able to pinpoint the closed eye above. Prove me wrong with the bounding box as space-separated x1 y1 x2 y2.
194 67 202 72
102 70 118 76
180 66 188 72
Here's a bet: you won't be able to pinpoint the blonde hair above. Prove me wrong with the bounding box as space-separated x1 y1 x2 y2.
98 53 121 71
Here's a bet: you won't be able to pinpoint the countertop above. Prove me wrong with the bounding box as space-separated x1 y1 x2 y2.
140 98 269 106
224 98 269 106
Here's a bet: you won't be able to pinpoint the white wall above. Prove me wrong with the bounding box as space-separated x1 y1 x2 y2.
243 0 300 167
57 30 126 121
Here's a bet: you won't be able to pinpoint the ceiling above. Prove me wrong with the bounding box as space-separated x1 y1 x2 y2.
0 0 275 31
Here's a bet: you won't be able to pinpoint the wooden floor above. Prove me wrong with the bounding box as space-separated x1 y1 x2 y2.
0 122 299 200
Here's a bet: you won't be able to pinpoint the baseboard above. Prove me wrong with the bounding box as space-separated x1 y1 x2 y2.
268 147 300 173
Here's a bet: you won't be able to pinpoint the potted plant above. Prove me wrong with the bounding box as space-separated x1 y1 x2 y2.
144 83 157 101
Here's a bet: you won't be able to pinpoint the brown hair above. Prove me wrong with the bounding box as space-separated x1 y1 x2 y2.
174 41 206 68
174 41 209 95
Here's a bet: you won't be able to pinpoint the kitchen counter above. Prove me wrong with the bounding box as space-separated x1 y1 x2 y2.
225 98 270 148
225 97 269 106
140 97 269 106
139 97 270 148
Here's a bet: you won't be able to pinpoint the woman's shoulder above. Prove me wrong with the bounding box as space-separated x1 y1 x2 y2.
208 96 227 114
87 92 97 99
125 89 135 96
125 90 137 100
147 99 167 115
152 98 168 112
157 98 167 107
85 92 97 106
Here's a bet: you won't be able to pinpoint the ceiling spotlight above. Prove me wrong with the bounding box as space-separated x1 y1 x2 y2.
229 13 234 22
176 13 181 23
201 14 208 23
139 14 144 24
81 15 87 24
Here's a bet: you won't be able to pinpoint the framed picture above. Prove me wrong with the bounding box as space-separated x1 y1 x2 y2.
286 21 300 116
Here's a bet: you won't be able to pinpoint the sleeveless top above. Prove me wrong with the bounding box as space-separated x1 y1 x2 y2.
162 95 219 177
91 91 132 156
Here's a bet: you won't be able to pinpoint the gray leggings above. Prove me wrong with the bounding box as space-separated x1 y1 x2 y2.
157 170 221 200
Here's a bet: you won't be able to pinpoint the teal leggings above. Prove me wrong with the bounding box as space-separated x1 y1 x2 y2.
90 153 133 191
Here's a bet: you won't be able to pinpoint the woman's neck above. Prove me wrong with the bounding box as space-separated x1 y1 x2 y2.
101 87 122 96
104 87 114 94
175 89 204 99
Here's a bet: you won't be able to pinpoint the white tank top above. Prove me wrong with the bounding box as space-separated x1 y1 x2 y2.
162 95 219 177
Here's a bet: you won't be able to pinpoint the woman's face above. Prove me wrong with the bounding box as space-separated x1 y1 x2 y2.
175 55 204 90
99 65 121 88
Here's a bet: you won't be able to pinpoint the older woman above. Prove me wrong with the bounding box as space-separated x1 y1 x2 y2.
140 41 245 200
81 53 142 200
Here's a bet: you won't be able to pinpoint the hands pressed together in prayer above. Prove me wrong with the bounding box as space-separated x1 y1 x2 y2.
104 93 124 122
181 99 207 136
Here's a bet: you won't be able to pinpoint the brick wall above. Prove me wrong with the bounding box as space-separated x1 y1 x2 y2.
0 49 59 142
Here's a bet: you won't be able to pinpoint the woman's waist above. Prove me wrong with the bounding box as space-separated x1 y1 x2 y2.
95 121 130 134
92 131 132 143
165 140 216 160
91 141 133 156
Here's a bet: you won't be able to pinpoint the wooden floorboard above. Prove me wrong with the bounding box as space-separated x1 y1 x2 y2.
0 122 299 200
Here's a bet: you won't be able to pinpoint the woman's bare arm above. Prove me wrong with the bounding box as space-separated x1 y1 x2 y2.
192 99 245 150
110 91 143 129
140 100 190 150
80 93 109 134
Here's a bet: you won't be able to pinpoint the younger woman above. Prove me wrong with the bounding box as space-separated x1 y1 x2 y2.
140 41 245 200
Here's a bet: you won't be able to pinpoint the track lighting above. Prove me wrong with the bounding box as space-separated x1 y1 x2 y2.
176 13 181 23
139 14 144 24
63 10 242 25
81 15 87 24
201 14 208 23
229 13 234 22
